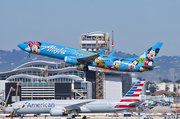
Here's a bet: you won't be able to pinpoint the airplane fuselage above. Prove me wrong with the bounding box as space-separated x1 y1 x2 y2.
5 79 145 116
17 41 163 72
5 99 134 115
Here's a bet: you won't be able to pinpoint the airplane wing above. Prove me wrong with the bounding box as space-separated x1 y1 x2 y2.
77 47 106 64
77 54 99 64
89 66 124 74
64 100 94 110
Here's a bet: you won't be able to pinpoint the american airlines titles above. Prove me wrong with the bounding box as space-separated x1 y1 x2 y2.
27 102 55 108
41 45 66 54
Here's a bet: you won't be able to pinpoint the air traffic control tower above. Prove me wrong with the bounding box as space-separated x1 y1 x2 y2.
80 31 109 99
80 31 109 54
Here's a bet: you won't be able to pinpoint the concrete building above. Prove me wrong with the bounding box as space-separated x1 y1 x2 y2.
156 82 174 92
80 31 109 54
5 75 91 104
0 60 133 105
0 61 89 105
86 70 132 99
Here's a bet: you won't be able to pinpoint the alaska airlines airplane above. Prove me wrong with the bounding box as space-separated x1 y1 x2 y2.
5 79 145 116
17 41 163 72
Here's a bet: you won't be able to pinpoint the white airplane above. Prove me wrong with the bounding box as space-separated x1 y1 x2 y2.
5 79 145 116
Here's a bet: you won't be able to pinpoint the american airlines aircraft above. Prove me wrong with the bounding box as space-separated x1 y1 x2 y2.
17 41 163 72
5 79 145 116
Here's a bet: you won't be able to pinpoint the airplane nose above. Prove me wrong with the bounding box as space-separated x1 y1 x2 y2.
17 43 24 49
4 107 13 113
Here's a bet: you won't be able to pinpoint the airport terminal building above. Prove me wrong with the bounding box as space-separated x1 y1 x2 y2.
0 60 132 105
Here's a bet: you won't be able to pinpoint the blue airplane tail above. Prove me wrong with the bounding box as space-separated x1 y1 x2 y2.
136 42 163 67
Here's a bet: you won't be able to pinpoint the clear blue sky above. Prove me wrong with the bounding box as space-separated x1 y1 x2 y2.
0 0 180 56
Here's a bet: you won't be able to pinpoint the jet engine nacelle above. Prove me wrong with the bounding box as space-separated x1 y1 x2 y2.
50 107 65 116
64 56 78 65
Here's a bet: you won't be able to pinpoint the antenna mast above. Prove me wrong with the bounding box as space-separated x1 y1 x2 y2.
112 30 114 51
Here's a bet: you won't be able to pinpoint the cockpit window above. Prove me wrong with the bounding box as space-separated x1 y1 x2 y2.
24 42 28 44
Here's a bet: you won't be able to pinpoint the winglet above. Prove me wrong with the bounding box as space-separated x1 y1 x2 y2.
98 46 107 55
109 49 116 57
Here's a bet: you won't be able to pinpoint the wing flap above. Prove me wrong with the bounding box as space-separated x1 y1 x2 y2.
77 54 99 64
77 47 107 65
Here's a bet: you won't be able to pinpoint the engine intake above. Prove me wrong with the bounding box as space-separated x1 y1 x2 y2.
50 107 65 116
64 56 78 65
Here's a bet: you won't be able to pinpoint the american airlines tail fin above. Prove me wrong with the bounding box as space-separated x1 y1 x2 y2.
114 79 145 109
137 42 163 67
122 79 145 100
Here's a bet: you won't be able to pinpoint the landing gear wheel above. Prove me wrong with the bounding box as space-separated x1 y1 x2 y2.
77 64 89 71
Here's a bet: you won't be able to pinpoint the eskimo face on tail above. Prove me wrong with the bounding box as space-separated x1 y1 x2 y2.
28 41 42 54
145 47 160 66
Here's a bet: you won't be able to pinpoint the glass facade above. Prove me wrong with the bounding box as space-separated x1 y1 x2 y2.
21 82 55 100
0 68 84 80
0 61 84 80
8 77 75 83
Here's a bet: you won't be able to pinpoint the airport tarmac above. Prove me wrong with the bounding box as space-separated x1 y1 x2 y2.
0 114 177 119
0 116 168 119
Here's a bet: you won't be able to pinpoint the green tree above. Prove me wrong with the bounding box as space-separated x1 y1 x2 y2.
163 93 169 97
149 86 156 93
174 85 177 92
159 78 172 83
166 86 170 91
171 93 176 97
175 79 180 84
146 81 153 90
137 77 142 80
146 81 156 93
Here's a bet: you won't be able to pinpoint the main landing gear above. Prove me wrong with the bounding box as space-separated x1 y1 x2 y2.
27 54 30 58
77 64 89 71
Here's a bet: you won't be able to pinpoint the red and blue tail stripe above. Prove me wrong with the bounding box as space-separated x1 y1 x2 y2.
124 79 145 98
114 79 145 109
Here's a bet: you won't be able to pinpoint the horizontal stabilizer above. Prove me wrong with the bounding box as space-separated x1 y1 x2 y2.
142 65 156 69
